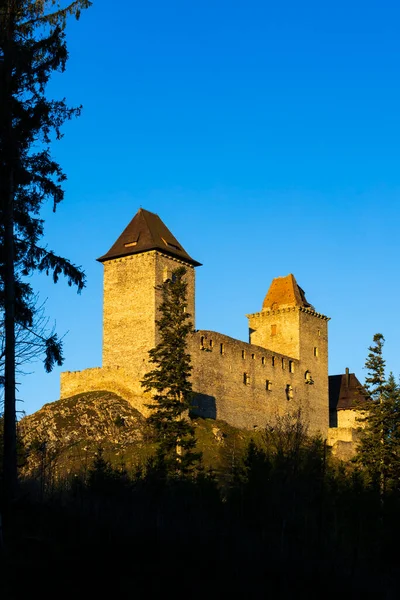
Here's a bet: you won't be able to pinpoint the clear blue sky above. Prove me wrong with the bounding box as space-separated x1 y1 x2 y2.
18 0 400 416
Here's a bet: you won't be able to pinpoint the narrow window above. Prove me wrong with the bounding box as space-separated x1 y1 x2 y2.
200 336 204 348
210 339 213 349
251 353 255 360
266 380 272 391
317 329 321 337
314 347 318 357
282 358 285 369
271 324 277 336
261 356 265 365
272 356 275 367
286 384 293 401
243 372 250 385
220 343 224 355
289 360 294 373
242 350 246 359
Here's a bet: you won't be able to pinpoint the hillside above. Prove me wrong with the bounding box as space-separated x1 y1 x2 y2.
18 391 257 480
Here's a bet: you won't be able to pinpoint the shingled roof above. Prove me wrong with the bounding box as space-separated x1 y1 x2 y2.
262 274 315 311
329 370 369 411
97 208 202 266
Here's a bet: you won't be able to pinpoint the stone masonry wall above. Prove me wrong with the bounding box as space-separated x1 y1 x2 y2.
298 309 329 435
248 305 329 435
248 307 301 359
60 367 152 417
61 246 333 440
102 251 195 377
189 330 327 436
61 322 329 439
102 252 157 371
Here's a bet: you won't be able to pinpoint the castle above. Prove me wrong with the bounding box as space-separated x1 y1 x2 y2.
60 208 366 458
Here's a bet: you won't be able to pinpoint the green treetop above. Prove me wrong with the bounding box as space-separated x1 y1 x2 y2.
141 266 201 476
356 334 400 494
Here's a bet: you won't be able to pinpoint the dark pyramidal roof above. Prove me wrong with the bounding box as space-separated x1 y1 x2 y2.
329 370 369 411
97 208 201 266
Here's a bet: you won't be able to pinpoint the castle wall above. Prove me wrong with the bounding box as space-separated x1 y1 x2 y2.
60 367 152 417
337 408 363 429
60 217 332 442
102 253 157 370
327 409 366 459
299 309 329 435
154 253 196 342
189 330 326 436
248 307 301 358
248 305 329 435
102 250 195 374
60 326 329 438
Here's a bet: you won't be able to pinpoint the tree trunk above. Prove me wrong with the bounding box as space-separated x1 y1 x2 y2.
3 167 17 505
1 0 17 505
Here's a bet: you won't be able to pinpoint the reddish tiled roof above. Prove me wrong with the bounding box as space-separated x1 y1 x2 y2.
262 274 314 310
329 371 369 411
97 208 202 266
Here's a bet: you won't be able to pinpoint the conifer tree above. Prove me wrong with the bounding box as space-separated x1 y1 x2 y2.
141 266 201 476
0 0 91 501
364 333 386 401
356 334 400 494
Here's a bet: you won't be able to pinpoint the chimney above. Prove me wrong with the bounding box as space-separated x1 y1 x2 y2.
345 367 350 387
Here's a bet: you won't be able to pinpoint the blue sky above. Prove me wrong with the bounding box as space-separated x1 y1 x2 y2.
18 0 400 416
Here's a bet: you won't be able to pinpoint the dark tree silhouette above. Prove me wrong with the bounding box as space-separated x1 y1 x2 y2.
0 0 91 502
141 266 201 476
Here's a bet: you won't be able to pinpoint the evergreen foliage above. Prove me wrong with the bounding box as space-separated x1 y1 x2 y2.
3 415 400 598
364 333 386 400
141 266 201 475
356 333 400 493
357 373 400 493
0 0 91 500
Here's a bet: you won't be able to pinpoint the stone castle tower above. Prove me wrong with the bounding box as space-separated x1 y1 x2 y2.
97 208 200 377
60 207 363 450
